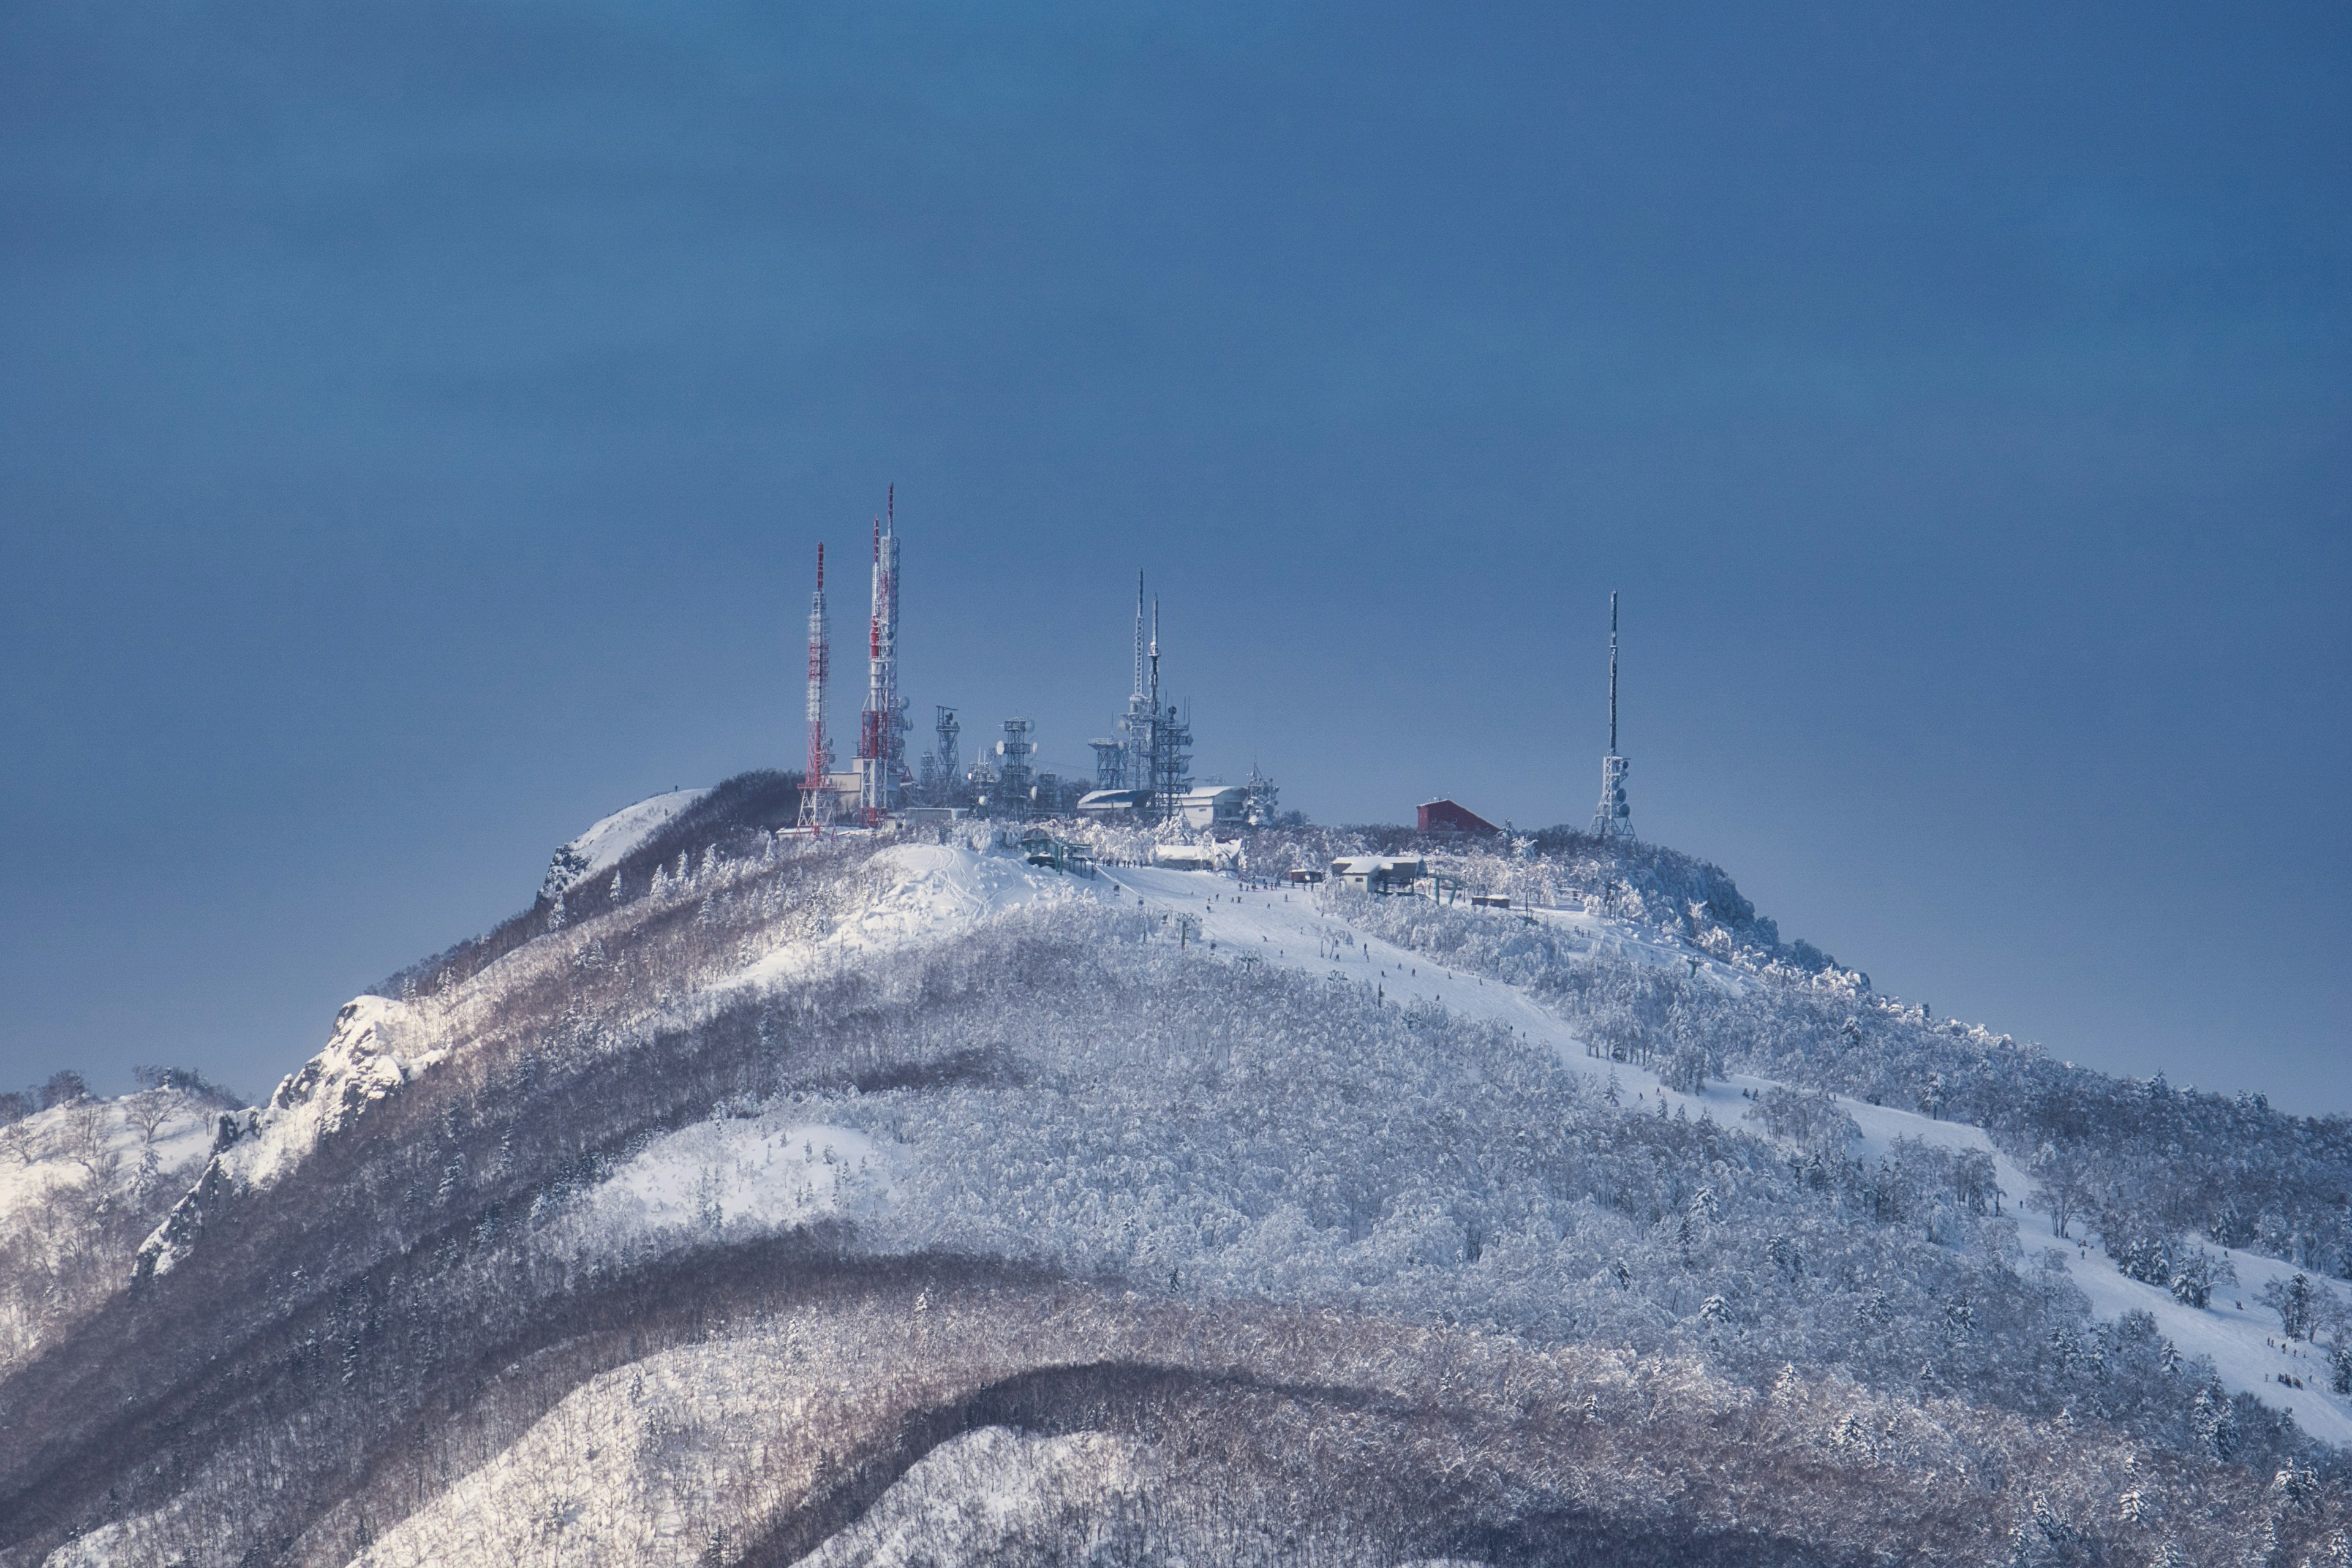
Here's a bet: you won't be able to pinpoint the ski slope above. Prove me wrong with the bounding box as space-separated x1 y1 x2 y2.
1837 1095 2352 1447
1091 858 2352 1447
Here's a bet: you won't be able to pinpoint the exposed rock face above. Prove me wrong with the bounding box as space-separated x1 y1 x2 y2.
137 997 429 1280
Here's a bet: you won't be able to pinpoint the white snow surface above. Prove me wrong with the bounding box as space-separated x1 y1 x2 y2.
1086 859 2352 1447
137 995 435 1275
1831 1094 2352 1447
792 1427 1147 1568
568 1117 884 1248
115 840 2352 1450
737 842 1102 986
560 787 710 884
792 1423 1491 1566
0 1092 216 1229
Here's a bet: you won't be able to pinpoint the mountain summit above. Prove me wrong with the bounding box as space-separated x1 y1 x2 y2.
4 779 2347 1565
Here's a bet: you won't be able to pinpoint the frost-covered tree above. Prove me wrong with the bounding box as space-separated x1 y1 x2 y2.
2261 1272 2320 1340
540 843 591 901
2029 1144 2094 1238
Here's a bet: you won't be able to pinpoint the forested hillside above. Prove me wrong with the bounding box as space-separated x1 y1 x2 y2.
1314 834 2352 1293
2 778 2345 1567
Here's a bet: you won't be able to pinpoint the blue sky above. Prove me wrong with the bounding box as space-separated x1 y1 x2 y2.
3 2 2346 1112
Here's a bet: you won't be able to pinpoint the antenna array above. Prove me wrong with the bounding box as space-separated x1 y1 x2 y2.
796 544 833 828
1591 590 1635 841
856 486 910 823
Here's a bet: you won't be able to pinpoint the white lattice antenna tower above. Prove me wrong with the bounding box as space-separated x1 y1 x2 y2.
995 718 1036 817
933 706 959 795
1121 570 1153 793
1591 590 1634 840
796 543 834 828
1148 594 1162 815
857 486 908 823
1146 595 1191 820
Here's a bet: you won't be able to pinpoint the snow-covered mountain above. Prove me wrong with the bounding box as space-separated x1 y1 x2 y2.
540 788 710 900
3 777 2346 1566
0 1077 230 1378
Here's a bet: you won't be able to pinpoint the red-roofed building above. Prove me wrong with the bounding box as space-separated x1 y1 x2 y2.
1417 799 1498 836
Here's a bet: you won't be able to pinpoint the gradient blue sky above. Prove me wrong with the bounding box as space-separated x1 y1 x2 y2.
4 2 2346 1112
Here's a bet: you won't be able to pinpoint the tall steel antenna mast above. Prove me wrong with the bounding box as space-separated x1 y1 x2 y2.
1121 570 1153 793
1609 590 1620 753
1132 570 1147 704
1142 594 1192 823
1591 590 1635 841
933 706 960 797
1147 595 1162 819
858 485 905 823
796 543 833 828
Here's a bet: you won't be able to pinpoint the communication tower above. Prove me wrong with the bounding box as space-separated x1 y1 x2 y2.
1119 571 1155 794
994 718 1036 818
1591 590 1634 841
1088 739 1126 790
856 486 911 823
796 544 834 829
931 706 960 802
1145 597 1193 821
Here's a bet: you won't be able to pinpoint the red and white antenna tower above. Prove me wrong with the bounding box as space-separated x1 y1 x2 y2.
796 543 833 828
856 485 906 823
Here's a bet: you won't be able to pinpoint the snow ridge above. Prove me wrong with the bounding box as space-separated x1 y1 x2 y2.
135 996 434 1278
544 787 710 898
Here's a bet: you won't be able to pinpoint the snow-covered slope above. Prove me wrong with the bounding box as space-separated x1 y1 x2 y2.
0 1090 217 1232
10 811 2347 1568
545 787 710 896
663 840 2352 1449
565 1116 884 1253
1120 862 2352 1444
0 1085 225 1374
1835 1094 2352 1447
740 842 1104 984
137 995 433 1276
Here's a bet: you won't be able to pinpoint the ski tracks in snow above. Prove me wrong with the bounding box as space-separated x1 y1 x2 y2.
1098 859 2352 1446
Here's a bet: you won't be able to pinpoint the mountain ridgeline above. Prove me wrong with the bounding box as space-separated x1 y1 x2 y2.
1 773 2346 1567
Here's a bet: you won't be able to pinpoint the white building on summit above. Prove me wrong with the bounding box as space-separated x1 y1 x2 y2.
1178 784 1246 831
1330 855 1425 894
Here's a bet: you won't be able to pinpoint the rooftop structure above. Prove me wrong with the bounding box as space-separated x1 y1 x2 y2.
1417 798 1497 836
1178 783 1246 831
1076 787 1150 817
1088 574 1194 823
1242 766 1280 827
1145 597 1191 820
918 705 962 807
785 532 1238 830
1330 855 1425 894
